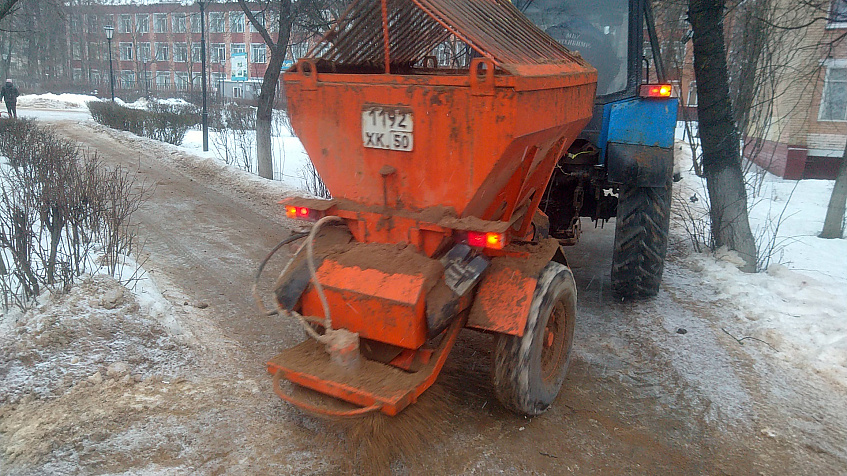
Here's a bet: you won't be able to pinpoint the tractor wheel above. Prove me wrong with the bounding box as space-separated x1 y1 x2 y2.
611 180 672 299
492 261 577 416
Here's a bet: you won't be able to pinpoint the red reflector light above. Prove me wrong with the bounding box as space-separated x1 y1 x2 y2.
640 84 673 98
285 205 319 220
466 231 506 250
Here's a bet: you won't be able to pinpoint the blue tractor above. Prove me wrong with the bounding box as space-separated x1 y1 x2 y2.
518 0 679 298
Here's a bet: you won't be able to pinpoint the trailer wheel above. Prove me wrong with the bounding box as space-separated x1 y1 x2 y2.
492 261 576 416
611 181 672 299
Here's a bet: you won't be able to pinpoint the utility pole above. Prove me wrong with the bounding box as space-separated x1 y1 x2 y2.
198 0 209 151
104 25 115 101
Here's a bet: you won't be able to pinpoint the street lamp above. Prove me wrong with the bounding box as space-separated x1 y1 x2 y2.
198 0 209 151
104 25 115 101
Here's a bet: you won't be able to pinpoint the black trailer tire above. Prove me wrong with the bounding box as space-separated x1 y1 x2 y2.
611 181 672 299
492 262 577 416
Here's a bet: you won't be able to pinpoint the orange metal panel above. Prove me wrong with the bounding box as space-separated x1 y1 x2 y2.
268 314 467 416
284 71 595 224
300 260 429 349
467 267 536 336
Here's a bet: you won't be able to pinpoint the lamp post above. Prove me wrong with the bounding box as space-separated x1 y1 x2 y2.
104 25 115 101
198 0 209 151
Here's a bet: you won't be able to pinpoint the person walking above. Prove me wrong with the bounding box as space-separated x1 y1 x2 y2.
1 79 19 118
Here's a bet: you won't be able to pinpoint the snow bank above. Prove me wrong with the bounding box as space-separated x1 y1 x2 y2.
0 274 192 406
673 141 847 387
17 93 97 110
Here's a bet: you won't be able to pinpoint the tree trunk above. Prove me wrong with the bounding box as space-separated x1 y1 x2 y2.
689 0 757 272
820 152 847 239
256 117 273 179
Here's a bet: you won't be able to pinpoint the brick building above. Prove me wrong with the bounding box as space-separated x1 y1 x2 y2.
67 2 279 100
741 1 847 180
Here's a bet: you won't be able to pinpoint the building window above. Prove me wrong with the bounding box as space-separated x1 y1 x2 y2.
156 71 171 89
210 43 225 63
251 43 266 63
249 11 264 32
230 12 244 33
211 72 224 90
70 16 79 34
140 70 152 90
231 43 246 55
210 12 225 33
290 42 310 60
73 68 82 81
138 43 151 63
87 14 98 33
174 43 188 62
136 14 149 34
121 70 136 88
686 81 697 107
154 13 168 33
103 14 113 31
175 72 190 90
90 69 101 84
192 44 202 63
72 42 81 60
155 42 169 61
830 0 847 26
88 42 100 61
119 42 133 61
120 14 132 33
820 66 847 121
190 13 201 33
173 13 187 33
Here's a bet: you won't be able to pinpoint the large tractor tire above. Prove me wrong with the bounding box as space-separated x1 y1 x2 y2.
611 181 672 299
492 261 577 416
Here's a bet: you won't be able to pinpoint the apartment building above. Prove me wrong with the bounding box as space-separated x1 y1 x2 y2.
740 2 847 180
67 2 275 99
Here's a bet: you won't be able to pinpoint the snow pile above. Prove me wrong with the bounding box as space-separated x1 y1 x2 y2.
685 251 847 386
672 141 847 387
17 93 97 110
0 274 194 406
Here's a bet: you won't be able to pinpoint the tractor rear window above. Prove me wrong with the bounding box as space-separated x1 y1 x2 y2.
517 0 629 97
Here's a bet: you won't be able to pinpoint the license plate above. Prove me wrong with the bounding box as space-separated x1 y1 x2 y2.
362 106 413 152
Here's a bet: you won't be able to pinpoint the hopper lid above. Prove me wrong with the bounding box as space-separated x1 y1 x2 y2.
299 0 590 76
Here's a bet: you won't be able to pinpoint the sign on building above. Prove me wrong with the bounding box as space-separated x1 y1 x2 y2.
231 52 247 81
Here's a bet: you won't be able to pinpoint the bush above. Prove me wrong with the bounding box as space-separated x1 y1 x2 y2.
87 100 199 145
210 103 256 171
0 119 148 310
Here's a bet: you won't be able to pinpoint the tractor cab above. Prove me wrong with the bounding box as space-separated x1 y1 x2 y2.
518 0 678 272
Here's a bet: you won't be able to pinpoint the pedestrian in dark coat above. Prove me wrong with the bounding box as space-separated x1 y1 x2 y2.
1 79 19 118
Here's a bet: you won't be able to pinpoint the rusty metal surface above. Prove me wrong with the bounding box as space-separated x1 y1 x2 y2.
467 238 562 335
304 0 585 75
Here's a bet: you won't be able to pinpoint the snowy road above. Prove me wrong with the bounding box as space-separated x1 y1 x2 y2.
2 117 845 474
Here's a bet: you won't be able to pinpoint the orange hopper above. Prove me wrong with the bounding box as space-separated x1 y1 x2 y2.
267 0 597 417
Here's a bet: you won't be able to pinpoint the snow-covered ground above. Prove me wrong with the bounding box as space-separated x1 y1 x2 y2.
672 142 847 388
16 93 312 189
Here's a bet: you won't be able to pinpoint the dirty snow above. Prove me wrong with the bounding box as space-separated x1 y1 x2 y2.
672 141 847 388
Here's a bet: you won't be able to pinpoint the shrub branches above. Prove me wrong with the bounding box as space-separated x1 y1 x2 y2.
0 119 149 310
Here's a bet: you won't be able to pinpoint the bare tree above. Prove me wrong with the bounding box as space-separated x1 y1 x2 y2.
688 0 758 271
821 147 847 238
235 0 346 180
0 0 21 23
236 0 293 180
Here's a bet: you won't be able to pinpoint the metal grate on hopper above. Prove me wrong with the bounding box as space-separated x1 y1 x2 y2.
300 0 587 76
